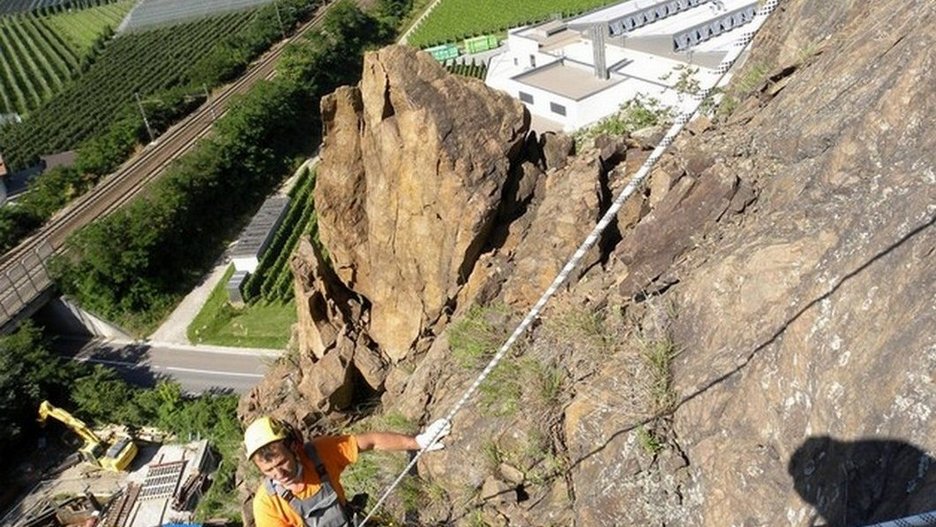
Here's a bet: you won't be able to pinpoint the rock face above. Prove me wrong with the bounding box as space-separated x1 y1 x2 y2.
564 1 936 525
667 2 936 524
315 45 529 361
244 2 935 525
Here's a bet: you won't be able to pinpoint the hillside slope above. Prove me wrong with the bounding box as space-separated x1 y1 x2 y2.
239 1 935 525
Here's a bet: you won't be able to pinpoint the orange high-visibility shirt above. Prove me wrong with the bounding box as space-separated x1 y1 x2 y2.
252 435 359 527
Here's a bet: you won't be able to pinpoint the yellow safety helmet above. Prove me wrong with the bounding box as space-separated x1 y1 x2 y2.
244 416 290 459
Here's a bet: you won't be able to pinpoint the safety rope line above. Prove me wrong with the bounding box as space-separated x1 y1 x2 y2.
863 511 936 527
359 1 780 524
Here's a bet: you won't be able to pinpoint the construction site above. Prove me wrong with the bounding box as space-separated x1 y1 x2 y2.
0 403 220 527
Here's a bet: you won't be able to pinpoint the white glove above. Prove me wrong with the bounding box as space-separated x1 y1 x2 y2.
415 418 452 451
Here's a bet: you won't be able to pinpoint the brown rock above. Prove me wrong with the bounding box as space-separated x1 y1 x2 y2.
594 134 628 170
628 124 666 149
291 237 362 359
615 163 739 298
646 155 685 209
539 131 574 171
481 476 513 505
351 340 388 392
296 335 355 411
498 463 524 485
315 45 529 360
503 154 607 307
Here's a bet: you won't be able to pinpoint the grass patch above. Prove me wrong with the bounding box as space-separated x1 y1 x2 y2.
348 410 419 436
341 409 450 522
638 336 678 415
42 1 135 55
574 95 673 149
636 425 665 455
187 265 296 349
408 0 621 48
341 449 411 523
479 359 523 416
449 304 511 368
711 61 771 120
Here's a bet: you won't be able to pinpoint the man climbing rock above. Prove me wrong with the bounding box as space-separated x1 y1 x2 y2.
245 416 451 527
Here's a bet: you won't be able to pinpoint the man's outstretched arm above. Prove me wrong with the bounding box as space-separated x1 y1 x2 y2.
354 419 452 452
354 432 418 452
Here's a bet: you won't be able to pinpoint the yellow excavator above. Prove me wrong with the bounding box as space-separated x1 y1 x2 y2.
37 400 138 472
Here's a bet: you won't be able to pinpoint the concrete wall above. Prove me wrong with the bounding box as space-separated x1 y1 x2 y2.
35 297 134 339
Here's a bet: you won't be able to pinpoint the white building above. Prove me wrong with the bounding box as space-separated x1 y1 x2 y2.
485 0 758 132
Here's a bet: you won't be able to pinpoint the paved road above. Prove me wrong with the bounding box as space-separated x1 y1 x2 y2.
58 338 281 394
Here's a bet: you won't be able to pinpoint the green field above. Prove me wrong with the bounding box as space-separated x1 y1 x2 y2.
0 1 135 115
0 9 256 169
188 265 297 349
43 1 134 54
408 0 621 47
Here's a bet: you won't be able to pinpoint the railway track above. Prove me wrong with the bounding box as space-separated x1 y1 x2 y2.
0 4 332 329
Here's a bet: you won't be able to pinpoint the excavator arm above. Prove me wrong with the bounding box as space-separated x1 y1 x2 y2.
37 400 103 447
37 400 137 471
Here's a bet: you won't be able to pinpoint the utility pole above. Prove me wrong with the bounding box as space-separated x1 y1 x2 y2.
203 84 216 119
134 92 155 143
274 1 286 40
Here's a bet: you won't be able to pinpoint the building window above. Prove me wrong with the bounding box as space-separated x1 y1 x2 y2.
519 91 534 104
550 102 566 116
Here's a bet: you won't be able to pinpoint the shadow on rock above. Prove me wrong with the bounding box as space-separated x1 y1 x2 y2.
789 435 936 526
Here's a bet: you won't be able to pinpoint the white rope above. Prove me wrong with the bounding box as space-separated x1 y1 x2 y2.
359 1 781 524
863 511 936 527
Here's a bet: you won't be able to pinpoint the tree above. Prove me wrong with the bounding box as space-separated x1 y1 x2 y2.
71 365 139 425
0 322 85 452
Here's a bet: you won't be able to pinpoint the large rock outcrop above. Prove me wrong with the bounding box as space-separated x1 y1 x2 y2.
244 2 935 525
562 2 936 525
314 45 529 361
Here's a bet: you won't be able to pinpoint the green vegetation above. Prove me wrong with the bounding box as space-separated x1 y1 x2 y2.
628 316 680 456
449 304 570 417
188 265 298 349
50 77 310 335
636 424 665 454
0 166 91 253
69 366 243 520
711 61 771 120
477 356 568 417
574 95 673 148
0 321 85 456
638 335 678 415
0 10 253 170
408 0 620 48
243 168 318 304
444 58 487 80
480 430 564 485
342 408 423 522
479 359 523 416
449 304 512 368
42 1 133 55
0 322 241 520
0 2 133 115
50 0 402 335
660 64 701 102
0 0 320 172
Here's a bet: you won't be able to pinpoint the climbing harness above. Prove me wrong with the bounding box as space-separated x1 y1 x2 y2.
265 443 354 527
359 1 781 525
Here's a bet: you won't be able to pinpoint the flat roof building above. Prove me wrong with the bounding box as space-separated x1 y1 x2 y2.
230 194 290 274
484 0 758 132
